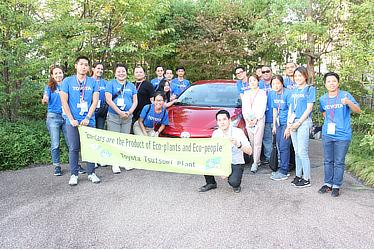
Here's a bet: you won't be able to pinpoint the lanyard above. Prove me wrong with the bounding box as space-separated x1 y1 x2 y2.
76 76 86 101
117 80 126 98
249 88 259 110
276 90 284 116
327 91 339 123
153 106 163 128
136 81 143 91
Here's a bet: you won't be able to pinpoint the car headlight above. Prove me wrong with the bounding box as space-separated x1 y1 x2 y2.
180 131 191 138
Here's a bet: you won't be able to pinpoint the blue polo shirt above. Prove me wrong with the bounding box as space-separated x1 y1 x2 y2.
61 75 99 127
92 78 108 109
284 76 296 90
140 104 169 128
236 80 250 94
151 77 164 90
105 80 137 114
319 90 359 141
272 89 291 126
170 78 190 97
289 85 316 119
259 81 273 123
44 85 63 114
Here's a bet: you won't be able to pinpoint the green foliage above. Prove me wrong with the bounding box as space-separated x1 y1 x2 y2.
0 120 68 170
346 110 374 187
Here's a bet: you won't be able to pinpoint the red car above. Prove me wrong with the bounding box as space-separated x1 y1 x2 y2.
161 80 246 138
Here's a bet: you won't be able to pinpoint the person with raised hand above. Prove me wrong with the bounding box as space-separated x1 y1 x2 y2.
318 72 361 197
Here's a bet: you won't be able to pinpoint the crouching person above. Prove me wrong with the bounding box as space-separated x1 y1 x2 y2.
133 91 169 137
199 110 252 193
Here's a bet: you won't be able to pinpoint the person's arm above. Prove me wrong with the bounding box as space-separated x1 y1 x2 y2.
154 124 165 137
138 118 148 136
342 93 361 113
60 91 78 127
128 94 138 116
80 92 99 126
291 103 313 130
105 92 126 118
42 94 48 104
272 108 277 134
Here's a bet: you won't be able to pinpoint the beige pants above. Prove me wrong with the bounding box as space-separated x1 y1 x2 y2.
133 121 156 136
246 118 265 165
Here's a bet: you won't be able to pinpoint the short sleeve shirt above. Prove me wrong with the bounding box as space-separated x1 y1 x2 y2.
170 78 190 97
272 89 291 126
140 104 169 128
44 85 62 114
289 85 316 119
105 80 137 114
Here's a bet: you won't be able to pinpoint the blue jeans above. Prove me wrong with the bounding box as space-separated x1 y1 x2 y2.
323 137 350 188
290 118 312 180
66 124 95 176
46 112 68 166
276 124 291 175
95 112 106 130
263 122 273 161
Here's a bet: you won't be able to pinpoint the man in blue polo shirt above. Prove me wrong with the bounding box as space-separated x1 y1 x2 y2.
234 65 249 99
60 56 101 186
284 62 297 89
170 66 190 98
259 65 274 165
151 65 165 90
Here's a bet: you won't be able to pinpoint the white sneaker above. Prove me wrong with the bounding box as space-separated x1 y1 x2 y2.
124 166 134 171
250 163 258 173
88 173 101 183
69 175 78 186
112 165 121 174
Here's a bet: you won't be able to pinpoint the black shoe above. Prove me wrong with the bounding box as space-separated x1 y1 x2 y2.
233 186 241 193
331 188 340 197
78 166 87 174
294 179 311 188
318 185 332 194
198 183 217 192
260 160 269 166
291 176 302 186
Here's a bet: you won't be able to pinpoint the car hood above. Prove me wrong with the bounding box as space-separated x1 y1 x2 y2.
163 105 240 138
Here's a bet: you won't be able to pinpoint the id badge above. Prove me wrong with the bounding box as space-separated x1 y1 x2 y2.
117 98 125 107
248 111 255 120
96 100 101 109
79 101 88 115
289 113 296 123
327 122 336 135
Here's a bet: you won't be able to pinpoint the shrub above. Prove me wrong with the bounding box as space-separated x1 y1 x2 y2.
0 120 68 170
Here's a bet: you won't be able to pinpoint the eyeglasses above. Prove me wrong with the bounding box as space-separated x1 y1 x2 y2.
262 70 271 74
235 71 244 75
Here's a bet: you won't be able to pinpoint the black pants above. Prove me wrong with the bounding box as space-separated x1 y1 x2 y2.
204 164 244 188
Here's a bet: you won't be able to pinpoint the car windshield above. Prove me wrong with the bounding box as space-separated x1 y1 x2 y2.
176 83 241 108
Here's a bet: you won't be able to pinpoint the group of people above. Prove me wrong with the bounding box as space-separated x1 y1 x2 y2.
216 63 361 197
42 56 190 185
43 56 361 197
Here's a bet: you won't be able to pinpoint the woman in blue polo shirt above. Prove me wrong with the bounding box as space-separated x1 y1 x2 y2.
270 75 292 181
105 64 138 174
133 92 169 137
318 72 361 197
285 66 316 188
92 62 108 130
42 65 68 176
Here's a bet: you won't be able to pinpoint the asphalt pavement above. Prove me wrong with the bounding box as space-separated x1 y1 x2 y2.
0 139 373 248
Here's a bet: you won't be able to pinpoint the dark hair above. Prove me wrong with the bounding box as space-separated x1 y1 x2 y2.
271 75 284 86
91 62 104 76
175 66 185 71
286 61 296 66
323 72 340 83
293 66 310 85
154 65 164 71
234 65 246 73
48 65 64 92
134 65 145 72
156 80 171 102
165 69 173 73
216 110 230 120
114 63 128 72
154 91 166 100
92 62 104 69
248 72 259 81
75 56 90 65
